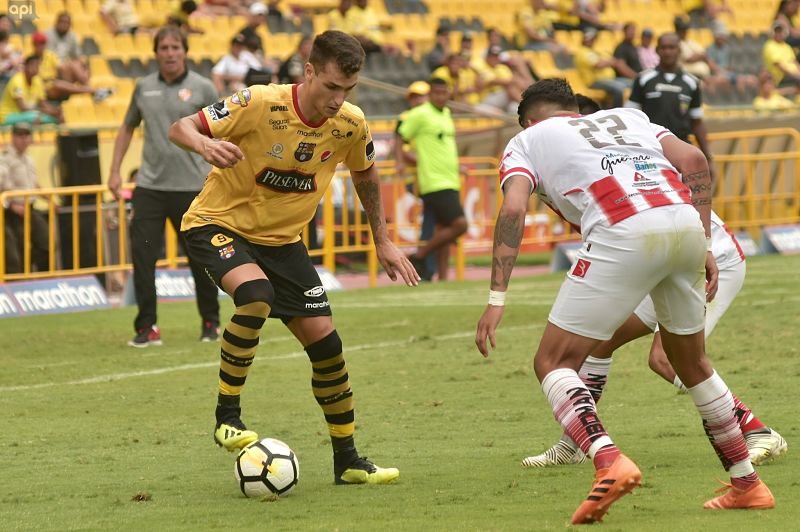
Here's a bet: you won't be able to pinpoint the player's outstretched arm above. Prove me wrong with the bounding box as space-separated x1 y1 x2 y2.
475 176 530 357
351 165 420 287
168 114 244 169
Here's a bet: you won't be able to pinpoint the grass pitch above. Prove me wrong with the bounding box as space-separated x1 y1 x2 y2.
1 254 798 531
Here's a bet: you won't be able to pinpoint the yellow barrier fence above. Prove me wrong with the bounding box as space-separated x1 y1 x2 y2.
2 128 799 287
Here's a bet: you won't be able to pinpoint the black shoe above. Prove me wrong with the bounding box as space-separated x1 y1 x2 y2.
334 456 400 485
408 254 432 281
200 321 219 342
127 325 162 348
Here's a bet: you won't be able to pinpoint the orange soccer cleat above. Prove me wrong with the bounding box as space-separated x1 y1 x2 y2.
703 479 775 510
570 453 642 525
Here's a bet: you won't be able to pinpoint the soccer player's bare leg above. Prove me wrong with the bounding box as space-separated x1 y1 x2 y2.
286 316 399 485
214 263 272 451
660 327 775 509
534 322 642 524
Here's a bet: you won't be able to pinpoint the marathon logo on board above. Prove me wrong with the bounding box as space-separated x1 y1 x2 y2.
0 276 109 319
761 224 800 255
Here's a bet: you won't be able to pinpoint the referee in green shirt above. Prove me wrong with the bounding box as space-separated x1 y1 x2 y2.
397 78 467 281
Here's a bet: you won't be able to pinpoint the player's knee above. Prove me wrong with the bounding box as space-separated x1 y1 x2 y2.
233 278 275 315
453 216 468 236
305 330 343 363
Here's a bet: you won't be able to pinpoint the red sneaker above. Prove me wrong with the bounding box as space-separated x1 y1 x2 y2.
571 453 642 524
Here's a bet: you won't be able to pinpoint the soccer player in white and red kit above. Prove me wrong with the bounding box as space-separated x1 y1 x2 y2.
475 79 774 524
522 209 788 468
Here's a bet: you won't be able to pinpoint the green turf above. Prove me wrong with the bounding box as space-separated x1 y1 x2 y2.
1 255 797 531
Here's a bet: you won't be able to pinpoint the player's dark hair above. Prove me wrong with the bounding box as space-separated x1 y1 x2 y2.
428 77 448 88
309 30 365 77
575 93 601 114
517 78 577 128
153 25 188 53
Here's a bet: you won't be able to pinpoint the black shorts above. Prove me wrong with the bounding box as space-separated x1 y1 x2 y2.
183 225 331 320
420 189 464 225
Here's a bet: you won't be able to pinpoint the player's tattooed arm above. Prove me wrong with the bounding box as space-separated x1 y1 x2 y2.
490 177 530 291
352 167 389 242
684 170 712 206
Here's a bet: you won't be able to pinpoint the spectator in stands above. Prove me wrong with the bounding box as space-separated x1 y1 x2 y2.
614 22 642 73
278 34 312 84
239 3 267 57
478 46 522 113
0 122 49 274
31 32 110 102
774 0 800 47
199 0 248 16
0 13 11 34
0 56 62 125
107 26 220 347
0 30 21 85
394 81 436 280
575 28 635 107
674 16 713 80
211 34 263 95
345 0 386 55
763 23 800 92
398 78 467 281
705 27 758 99
626 32 715 176
44 14 97 94
328 0 352 32
425 25 451 72
637 28 659 70
753 70 797 112
431 53 484 105
683 0 733 31
553 0 581 31
486 27 512 53
166 1 204 34
100 0 140 35
515 0 564 52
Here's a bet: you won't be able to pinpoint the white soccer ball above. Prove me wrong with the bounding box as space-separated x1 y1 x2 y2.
234 438 299 498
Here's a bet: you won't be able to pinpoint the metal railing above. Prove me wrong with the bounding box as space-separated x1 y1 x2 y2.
2 128 799 286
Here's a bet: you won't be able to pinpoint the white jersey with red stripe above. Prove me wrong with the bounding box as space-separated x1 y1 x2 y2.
500 108 692 238
711 210 746 269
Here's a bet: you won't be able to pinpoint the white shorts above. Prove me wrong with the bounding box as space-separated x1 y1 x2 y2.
549 205 707 340
634 259 746 337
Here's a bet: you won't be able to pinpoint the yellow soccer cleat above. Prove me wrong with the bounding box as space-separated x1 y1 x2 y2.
335 457 400 485
214 422 259 452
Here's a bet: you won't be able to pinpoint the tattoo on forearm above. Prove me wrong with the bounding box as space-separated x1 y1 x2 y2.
494 213 524 248
355 180 386 236
683 170 712 205
491 256 516 290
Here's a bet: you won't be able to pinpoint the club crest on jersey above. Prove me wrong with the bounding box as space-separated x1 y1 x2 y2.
321 150 333 162
231 89 251 107
219 245 235 260
255 167 317 193
178 88 192 102
295 142 316 162
211 233 233 247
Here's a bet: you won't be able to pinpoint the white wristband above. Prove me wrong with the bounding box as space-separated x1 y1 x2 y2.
488 290 506 306
706 237 712 252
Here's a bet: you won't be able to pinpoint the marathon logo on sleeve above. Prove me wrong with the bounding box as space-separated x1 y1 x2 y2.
206 101 230 121
255 167 317 193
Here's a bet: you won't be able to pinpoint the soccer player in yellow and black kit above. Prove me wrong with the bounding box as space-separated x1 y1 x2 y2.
169 30 419 485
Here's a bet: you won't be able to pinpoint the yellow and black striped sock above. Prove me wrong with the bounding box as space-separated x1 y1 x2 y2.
216 280 273 422
306 331 357 456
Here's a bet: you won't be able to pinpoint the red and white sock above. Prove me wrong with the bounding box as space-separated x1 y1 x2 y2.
542 368 619 469
579 355 612 404
732 393 766 434
687 371 758 489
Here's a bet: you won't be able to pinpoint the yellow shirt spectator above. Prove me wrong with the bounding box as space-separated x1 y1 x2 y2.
480 62 514 100
575 45 615 87
0 71 45 122
36 49 60 86
346 4 383 45
556 0 580 27
763 38 800 85
432 64 481 105
753 92 796 112
515 5 556 49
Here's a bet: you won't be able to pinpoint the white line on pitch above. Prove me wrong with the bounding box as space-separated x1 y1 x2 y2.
0 324 541 393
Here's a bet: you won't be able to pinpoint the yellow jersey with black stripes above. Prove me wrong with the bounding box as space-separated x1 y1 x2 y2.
182 83 375 245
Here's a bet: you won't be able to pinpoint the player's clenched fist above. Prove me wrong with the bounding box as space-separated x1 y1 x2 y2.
202 138 244 169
